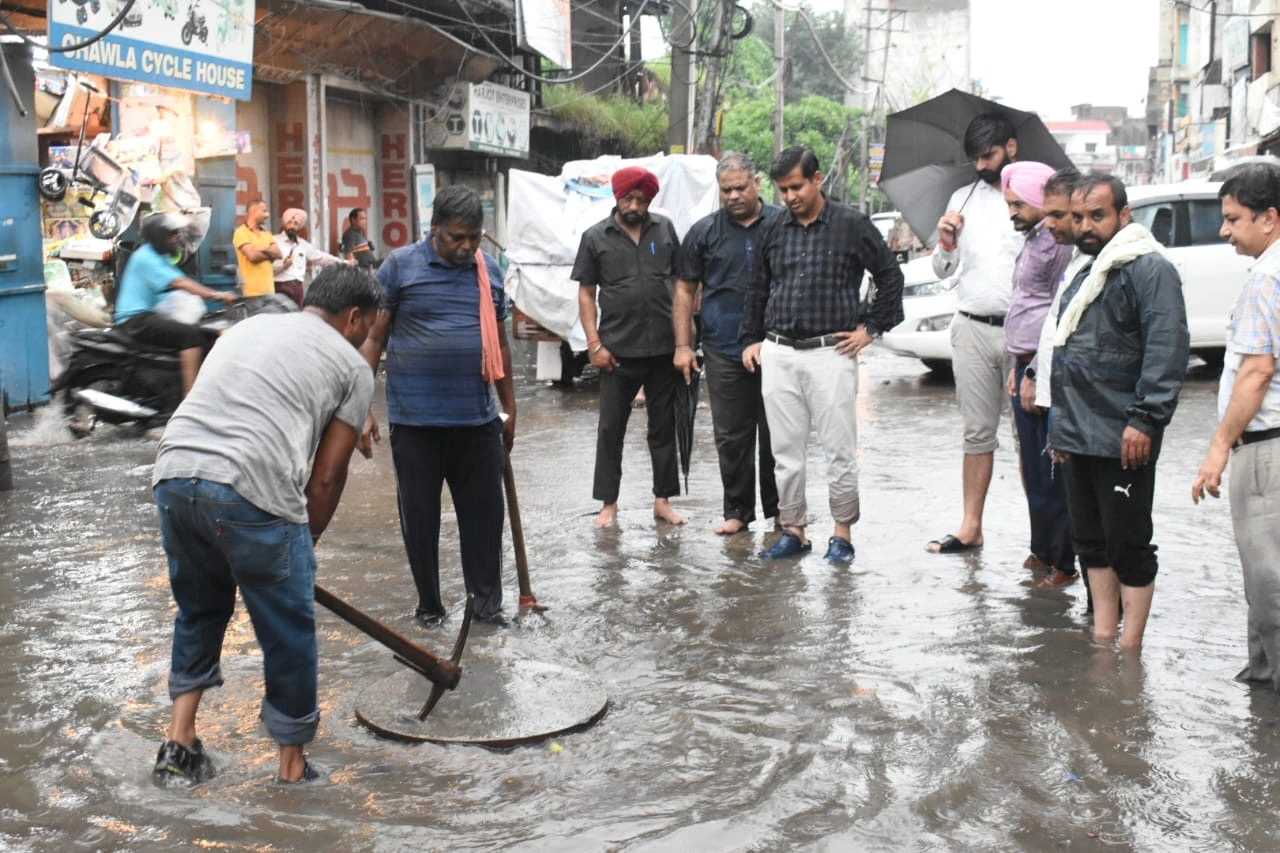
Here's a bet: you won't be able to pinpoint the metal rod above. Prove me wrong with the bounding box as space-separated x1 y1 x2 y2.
0 404 12 492
314 584 461 689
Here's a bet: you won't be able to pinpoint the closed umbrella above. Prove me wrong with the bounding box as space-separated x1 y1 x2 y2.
675 369 701 495
879 89 1074 245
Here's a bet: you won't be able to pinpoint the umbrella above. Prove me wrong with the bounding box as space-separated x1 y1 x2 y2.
674 368 701 495
879 89 1074 245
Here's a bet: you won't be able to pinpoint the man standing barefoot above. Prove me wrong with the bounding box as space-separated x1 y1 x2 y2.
574 166 686 528
674 152 782 535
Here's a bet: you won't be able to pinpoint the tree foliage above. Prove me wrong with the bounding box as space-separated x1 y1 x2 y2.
747 2 861 103
719 94 859 179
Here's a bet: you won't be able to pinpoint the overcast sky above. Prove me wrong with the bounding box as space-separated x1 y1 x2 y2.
968 0 1160 120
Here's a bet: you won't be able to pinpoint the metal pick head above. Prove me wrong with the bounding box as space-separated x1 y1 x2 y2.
416 597 474 721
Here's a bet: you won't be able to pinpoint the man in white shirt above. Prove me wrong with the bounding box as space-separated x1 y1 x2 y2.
273 208 351 307
926 113 1025 555
1192 164 1280 692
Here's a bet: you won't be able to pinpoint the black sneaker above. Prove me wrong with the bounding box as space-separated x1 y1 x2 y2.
152 738 215 786
414 609 447 628
277 758 322 784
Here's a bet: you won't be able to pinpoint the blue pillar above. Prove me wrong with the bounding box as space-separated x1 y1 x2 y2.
0 43 49 410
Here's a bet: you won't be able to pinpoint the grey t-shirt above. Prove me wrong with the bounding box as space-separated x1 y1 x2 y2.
153 312 375 523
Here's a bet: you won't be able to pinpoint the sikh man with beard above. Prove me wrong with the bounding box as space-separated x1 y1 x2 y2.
574 166 686 528
1000 162 1077 587
674 153 782 535
927 113 1026 555
273 208 351 308
1047 173 1189 651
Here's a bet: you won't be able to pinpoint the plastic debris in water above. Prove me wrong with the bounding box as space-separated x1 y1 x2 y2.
548 741 564 754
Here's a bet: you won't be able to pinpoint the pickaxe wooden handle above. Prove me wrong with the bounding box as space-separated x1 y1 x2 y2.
503 453 546 611
314 584 462 690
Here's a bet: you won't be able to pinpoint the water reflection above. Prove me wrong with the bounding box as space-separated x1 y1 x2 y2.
0 348 1275 849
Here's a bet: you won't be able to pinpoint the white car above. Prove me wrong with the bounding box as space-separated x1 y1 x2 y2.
880 182 1251 373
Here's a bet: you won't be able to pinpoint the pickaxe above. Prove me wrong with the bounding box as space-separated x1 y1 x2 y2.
314 584 472 720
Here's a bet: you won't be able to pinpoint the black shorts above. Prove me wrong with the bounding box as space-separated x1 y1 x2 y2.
117 311 214 352
1062 453 1159 587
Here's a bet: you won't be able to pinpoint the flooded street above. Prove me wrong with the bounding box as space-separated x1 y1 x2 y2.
2 342 1278 852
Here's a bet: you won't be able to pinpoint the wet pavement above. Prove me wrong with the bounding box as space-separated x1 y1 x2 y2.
1 342 1278 851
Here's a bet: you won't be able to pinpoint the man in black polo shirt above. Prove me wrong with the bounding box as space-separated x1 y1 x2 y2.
675 152 782 535
574 166 686 528
742 147 904 562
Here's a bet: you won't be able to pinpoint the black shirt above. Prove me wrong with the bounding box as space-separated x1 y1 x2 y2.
742 197 904 341
341 226 377 270
571 211 680 358
676 203 784 358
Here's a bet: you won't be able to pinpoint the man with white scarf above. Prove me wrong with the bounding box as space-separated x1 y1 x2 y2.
1047 173 1189 651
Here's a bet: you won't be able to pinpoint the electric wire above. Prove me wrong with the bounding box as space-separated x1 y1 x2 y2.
0 0 140 53
451 0 652 84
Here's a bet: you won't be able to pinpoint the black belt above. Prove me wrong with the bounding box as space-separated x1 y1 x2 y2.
958 310 1005 327
765 331 842 350
1234 426 1280 449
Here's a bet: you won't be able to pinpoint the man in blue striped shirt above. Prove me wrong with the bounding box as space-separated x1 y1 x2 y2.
361 186 516 628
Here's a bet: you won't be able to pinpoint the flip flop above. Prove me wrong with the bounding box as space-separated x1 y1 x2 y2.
926 534 981 554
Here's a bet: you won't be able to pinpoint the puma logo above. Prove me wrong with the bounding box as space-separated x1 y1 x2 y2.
1114 483 1133 498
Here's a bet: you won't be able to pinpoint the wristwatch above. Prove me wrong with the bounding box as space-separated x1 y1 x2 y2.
1023 364 1037 381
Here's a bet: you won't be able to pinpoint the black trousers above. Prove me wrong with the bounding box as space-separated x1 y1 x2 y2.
1062 451 1159 588
1011 359 1074 572
703 347 778 523
593 353 681 504
390 420 505 619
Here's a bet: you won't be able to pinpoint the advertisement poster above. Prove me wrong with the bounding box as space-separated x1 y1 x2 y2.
413 163 436 241
49 0 255 101
442 82 530 159
516 0 571 70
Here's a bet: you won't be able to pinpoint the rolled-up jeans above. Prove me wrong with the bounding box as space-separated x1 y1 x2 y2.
760 338 861 529
154 478 319 746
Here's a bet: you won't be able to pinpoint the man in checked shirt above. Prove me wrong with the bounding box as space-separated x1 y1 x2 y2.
741 147 905 562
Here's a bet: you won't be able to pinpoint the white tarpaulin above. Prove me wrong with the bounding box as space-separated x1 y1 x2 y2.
505 153 719 349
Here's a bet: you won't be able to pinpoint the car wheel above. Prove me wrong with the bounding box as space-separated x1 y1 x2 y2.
922 359 953 377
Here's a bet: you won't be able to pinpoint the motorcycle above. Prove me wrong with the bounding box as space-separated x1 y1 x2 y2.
53 294 298 437
180 1 208 45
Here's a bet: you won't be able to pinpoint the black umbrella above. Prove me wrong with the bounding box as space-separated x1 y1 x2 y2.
879 89 1074 245
675 368 701 495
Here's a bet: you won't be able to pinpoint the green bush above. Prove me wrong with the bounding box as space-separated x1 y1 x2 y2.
540 85 667 156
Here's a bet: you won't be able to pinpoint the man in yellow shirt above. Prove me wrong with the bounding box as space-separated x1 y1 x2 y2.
234 198 282 297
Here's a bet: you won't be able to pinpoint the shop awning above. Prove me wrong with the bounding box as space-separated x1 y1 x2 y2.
253 0 500 98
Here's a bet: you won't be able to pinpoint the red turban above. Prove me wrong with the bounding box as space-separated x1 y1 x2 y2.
611 166 660 201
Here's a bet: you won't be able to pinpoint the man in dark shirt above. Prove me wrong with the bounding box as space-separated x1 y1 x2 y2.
742 146 904 562
675 152 782 535
573 166 685 528
341 208 377 271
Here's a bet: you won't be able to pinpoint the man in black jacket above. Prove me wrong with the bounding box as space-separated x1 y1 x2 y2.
1048 173 1189 651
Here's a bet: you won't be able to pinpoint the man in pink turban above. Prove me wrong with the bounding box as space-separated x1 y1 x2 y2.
1001 161 1078 588
272 207 349 308
573 164 686 528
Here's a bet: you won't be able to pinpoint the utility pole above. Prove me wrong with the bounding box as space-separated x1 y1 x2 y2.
858 1 872 212
628 3 644 102
773 3 785 158
668 0 694 153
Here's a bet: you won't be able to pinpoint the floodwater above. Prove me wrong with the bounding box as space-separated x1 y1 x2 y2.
1 342 1277 852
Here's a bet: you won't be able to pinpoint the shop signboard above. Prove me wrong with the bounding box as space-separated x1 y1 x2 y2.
516 0 571 70
48 0 255 101
442 83 530 159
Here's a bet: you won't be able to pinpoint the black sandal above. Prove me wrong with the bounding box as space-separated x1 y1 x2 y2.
927 534 982 554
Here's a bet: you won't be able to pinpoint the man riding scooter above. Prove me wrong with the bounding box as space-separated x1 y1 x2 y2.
114 212 236 396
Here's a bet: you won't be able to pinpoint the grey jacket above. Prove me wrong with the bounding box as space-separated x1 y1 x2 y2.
1048 252 1189 458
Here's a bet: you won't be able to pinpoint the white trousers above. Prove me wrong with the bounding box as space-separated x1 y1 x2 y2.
760 339 860 528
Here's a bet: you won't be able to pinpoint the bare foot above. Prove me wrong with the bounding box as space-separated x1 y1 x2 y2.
595 504 618 527
653 498 686 525
714 518 747 535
